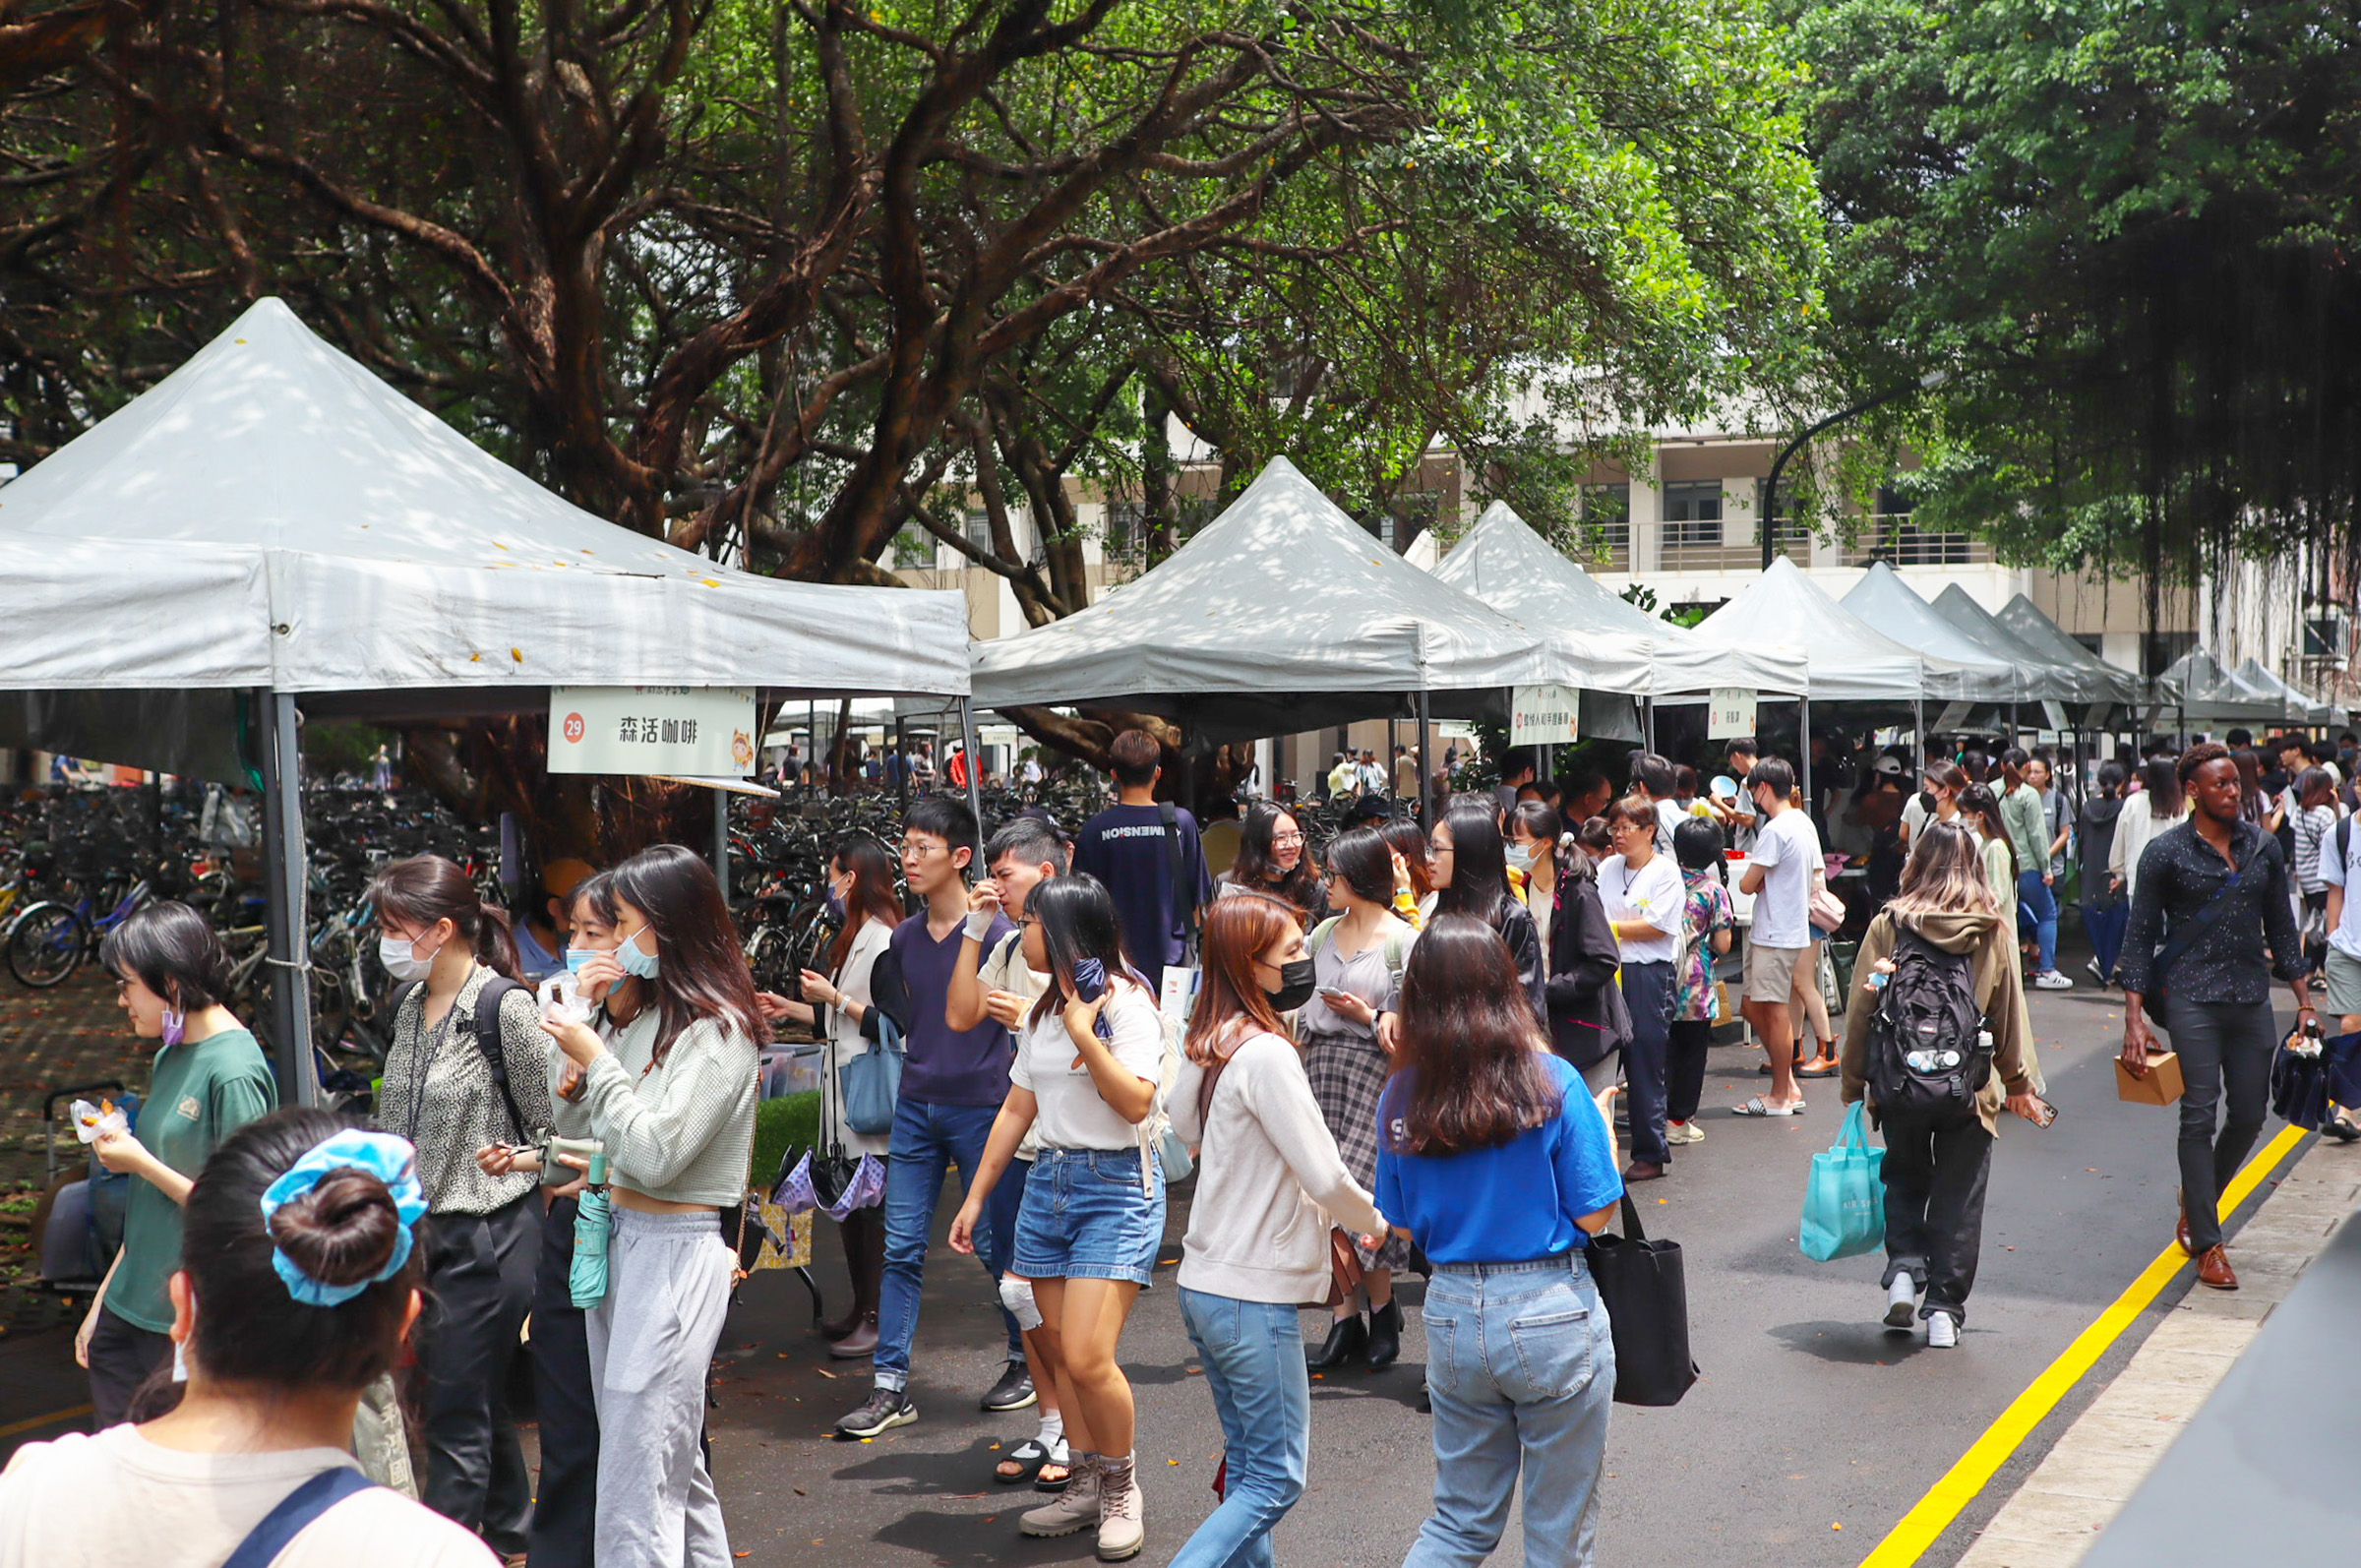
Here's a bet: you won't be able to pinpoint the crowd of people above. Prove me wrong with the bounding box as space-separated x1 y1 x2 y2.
8 719 2352 1568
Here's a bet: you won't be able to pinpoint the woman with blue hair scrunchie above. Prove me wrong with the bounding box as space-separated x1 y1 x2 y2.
0 1108 498 1568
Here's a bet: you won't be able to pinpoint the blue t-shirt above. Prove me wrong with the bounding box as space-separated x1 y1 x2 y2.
889 912 1017 1108
1071 803 1211 988
1375 1055 1623 1265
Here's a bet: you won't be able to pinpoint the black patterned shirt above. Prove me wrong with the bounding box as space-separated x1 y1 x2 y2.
2117 818 2305 1004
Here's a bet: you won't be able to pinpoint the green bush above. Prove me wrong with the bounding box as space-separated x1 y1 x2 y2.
754 1091 821 1183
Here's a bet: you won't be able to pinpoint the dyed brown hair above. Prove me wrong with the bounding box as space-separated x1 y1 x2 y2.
1385 915 1557 1155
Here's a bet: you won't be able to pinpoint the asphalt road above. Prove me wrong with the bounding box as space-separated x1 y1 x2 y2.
0 941 2301 1568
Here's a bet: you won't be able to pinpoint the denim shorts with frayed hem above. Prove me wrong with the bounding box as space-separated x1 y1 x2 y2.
1010 1146 1166 1286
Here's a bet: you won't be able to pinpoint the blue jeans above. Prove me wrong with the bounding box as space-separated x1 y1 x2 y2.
873 1096 1026 1390
1406 1255 1615 1568
2082 894 2129 981
2017 869 2059 974
1173 1290 1309 1568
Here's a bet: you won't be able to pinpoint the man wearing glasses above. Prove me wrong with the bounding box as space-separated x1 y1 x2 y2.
835 796 1034 1439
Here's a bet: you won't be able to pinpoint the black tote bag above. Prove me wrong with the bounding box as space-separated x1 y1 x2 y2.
1588 1193 1698 1407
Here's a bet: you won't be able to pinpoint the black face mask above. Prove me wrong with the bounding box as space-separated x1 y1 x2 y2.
1266 957 1317 1013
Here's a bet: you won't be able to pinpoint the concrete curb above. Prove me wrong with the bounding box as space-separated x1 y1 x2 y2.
1952 1140 2361 1567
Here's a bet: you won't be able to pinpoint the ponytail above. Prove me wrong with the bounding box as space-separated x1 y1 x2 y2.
369 856 519 982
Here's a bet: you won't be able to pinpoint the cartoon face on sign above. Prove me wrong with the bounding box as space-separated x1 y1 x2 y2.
733 729 756 769
563 712 586 744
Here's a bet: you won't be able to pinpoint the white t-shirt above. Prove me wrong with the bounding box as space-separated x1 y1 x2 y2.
1749 807 1822 949
0 1428 496 1568
2319 815 2361 961
1598 852 1685 965
1654 797 1686 856
1009 982 1164 1150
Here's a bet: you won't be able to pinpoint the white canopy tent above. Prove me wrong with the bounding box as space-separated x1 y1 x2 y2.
1993 595 2149 710
1925 584 2092 707
1690 558 1922 701
971 457 1675 809
1430 502 1806 697
2157 648 2286 730
1839 563 2017 703
0 296 972 1097
2235 659 2337 728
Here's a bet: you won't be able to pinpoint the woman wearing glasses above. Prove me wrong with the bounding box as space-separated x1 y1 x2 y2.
1217 803 1329 927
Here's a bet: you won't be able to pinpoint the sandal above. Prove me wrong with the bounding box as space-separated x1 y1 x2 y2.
996 1437 1050 1485
1033 1442 1072 1492
1731 1096 1805 1116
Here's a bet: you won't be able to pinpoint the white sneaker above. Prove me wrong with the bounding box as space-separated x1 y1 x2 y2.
1096 1477 1144 1561
1885 1274 1918 1328
1666 1119 1705 1145
1926 1311 1960 1349
2033 970 2074 991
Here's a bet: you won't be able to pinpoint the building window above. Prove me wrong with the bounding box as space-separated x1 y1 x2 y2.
1578 483 1630 569
2071 633 2103 657
892 524 934 570
1662 481 1723 547
964 510 994 555
2144 631 2196 679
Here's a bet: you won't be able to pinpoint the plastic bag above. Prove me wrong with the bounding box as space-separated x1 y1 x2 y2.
1799 1103 1886 1262
70 1099 128 1144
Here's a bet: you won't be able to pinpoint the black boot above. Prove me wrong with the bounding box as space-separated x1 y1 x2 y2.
1365 1301 1403 1369
1305 1313 1366 1370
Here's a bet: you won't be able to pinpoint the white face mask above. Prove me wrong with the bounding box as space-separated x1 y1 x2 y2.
1505 842 1537 874
379 932 442 983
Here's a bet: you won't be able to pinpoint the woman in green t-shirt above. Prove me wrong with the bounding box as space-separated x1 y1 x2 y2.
75 901 273 1426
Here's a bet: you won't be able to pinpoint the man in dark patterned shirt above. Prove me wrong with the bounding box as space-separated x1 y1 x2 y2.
2118 742 2315 1291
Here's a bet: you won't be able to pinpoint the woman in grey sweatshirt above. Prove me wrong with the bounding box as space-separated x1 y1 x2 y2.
1169 891 1386 1568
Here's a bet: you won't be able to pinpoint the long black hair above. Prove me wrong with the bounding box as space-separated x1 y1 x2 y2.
1386 915 1557 1155
1434 802 1514 927
607 844 769 1063
1230 803 1321 911
1025 873 1144 1027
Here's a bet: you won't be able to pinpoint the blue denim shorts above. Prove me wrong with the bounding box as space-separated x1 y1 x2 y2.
1010 1146 1167 1286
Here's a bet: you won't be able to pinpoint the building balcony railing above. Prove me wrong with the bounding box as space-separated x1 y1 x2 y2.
1842 516 1990 568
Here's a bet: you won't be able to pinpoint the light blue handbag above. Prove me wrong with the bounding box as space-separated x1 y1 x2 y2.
1799 1103 1886 1262
841 1009 906 1138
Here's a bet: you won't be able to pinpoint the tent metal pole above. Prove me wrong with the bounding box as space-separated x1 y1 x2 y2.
958 698 985 829
1417 691 1433 825
1914 697 1925 777
896 717 908 813
1799 695 1813 825
259 690 317 1108
1643 696 1656 752
711 788 730 901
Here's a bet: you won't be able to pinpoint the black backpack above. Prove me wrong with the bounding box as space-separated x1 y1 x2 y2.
1867 927 1990 1119
392 977 531 1139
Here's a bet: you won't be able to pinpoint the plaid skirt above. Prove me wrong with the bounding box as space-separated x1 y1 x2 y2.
1302 1027 1413 1272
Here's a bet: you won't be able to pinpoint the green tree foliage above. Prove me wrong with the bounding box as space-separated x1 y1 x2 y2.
1795 0 2361 602
2 0 1822 592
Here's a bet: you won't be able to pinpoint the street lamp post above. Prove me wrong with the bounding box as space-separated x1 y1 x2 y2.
1760 371 1951 571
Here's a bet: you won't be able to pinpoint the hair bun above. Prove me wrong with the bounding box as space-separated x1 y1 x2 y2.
265 1168 402 1290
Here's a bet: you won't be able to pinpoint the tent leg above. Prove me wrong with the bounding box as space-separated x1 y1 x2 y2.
712 787 731 901
259 690 316 1109
896 717 908 813
1643 696 1656 752
1914 697 1926 776
1799 696 1813 825
1417 692 1433 825
958 699 985 829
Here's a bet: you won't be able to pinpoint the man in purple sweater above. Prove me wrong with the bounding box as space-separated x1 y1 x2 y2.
836 796 1032 1438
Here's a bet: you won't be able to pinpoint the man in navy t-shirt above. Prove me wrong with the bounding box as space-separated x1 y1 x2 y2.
836 795 1034 1439
1071 729 1211 990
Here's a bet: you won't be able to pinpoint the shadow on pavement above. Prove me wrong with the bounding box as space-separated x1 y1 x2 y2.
1769 1318 1931 1366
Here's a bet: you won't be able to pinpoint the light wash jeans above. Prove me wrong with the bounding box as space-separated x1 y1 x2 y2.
873 1095 1026 1391
1173 1289 1310 1568
1404 1253 1615 1568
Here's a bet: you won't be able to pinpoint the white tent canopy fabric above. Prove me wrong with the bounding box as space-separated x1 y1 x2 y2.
1923 584 2091 704
2234 659 2335 726
1432 503 1806 695
969 458 1659 730
2158 648 2285 725
1993 595 2149 708
1690 558 1923 700
0 297 970 699
1839 563 2016 702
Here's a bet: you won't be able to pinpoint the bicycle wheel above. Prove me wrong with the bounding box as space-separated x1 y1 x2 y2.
8 902 88 989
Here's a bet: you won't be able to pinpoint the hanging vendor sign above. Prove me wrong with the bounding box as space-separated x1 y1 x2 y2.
1707 688 1759 741
1510 683 1582 747
550 687 757 776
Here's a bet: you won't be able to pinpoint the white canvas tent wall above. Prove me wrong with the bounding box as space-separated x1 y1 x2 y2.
1839 563 2016 702
970 457 1656 747
1430 503 1806 697
1993 595 2149 709
0 296 972 1098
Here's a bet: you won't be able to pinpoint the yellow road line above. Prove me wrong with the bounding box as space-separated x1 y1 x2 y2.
1857 1121 2310 1568
0 1404 91 1440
